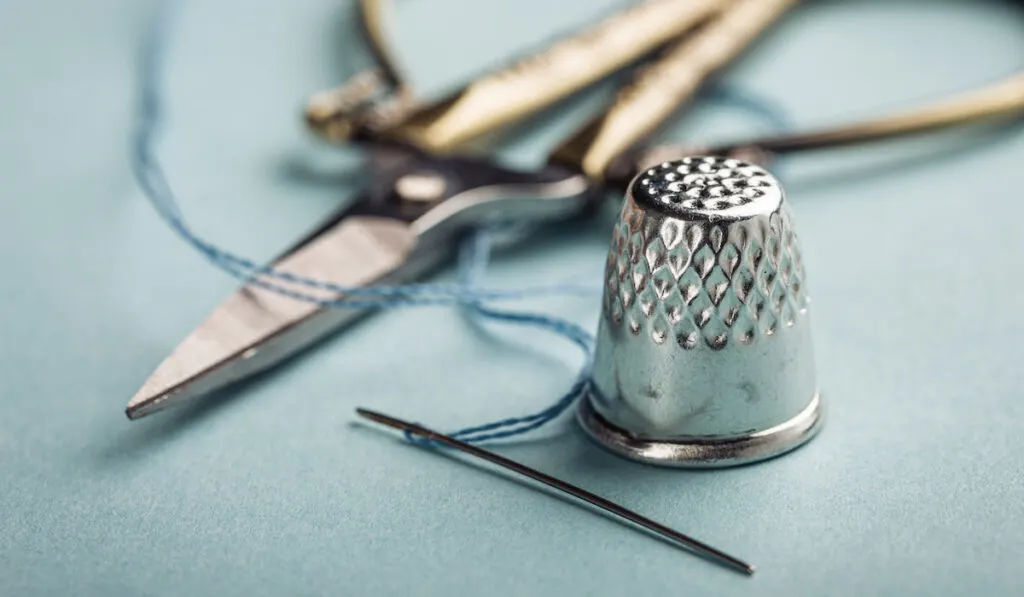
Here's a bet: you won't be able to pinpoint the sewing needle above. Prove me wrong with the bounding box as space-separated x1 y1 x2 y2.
355 407 756 576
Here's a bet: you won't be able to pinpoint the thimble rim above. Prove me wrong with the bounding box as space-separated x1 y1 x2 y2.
576 392 824 468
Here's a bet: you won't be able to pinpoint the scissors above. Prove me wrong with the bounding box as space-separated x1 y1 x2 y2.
127 0 1024 420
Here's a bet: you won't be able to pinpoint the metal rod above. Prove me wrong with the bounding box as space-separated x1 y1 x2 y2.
355 407 756 576
618 72 1024 182
717 72 1024 154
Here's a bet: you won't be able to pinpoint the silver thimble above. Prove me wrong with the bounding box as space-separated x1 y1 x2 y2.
578 156 823 467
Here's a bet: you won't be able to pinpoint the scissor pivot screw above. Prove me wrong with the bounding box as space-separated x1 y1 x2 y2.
394 172 447 203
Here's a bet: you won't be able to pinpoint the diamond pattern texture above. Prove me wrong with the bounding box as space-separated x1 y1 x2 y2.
603 196 809 350
633 156 777 214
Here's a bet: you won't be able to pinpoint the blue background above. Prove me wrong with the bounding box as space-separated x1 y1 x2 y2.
2 0 1024 595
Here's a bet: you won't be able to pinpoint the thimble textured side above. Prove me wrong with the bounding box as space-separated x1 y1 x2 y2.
578 156 823 467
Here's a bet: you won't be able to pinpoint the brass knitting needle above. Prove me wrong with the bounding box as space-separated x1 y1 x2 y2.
355 407 756 576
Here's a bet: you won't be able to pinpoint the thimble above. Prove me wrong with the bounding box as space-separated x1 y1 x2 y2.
578 156 823 467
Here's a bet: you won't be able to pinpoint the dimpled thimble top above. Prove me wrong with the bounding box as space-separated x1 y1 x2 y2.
631 156 782 220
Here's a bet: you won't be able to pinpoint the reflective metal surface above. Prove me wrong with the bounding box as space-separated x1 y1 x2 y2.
578 393 823 468
126 153 592 419
128 1 788 420
579 156 823 467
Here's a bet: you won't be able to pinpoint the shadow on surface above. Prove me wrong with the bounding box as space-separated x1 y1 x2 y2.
91 373 290 468
278 153 370 189
90 311 391 467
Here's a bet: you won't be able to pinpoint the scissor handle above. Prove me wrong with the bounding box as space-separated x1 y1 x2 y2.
377 0 729 153
305 0 414 140
549 0 800 181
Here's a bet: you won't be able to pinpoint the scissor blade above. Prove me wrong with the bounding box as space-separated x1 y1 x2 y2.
126 215 428 420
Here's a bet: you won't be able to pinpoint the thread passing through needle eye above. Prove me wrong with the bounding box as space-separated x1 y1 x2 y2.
355 407 756 576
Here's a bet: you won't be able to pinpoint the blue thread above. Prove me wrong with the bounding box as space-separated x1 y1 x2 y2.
403 227 594 446
450 228 594 443
419 85 794 444
131 0 596 310
132 0 791 445
132 0 791 311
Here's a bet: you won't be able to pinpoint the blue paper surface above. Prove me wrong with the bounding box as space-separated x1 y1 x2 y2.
2 1 1024 595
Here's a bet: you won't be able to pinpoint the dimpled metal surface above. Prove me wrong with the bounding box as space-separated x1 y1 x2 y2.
579 157 823 467
631 156 783 219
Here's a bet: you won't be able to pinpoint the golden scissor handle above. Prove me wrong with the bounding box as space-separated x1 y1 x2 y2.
305 0 415 141
307 0 733 148
550 0 799 180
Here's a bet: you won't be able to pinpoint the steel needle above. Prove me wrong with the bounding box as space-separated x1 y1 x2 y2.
355 407 756 576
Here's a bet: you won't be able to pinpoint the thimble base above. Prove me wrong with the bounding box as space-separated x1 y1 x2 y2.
577 393 824 468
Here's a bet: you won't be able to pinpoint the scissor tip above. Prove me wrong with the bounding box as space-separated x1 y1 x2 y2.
126 386 183 421
124 397 164 421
